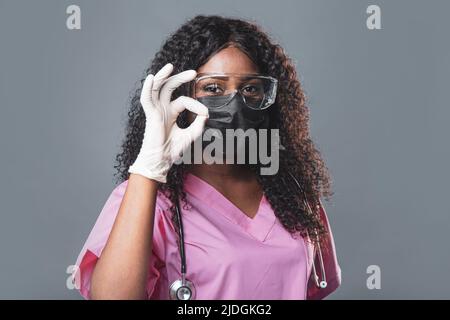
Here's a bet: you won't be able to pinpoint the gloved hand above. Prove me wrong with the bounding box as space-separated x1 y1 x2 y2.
128 63 209 183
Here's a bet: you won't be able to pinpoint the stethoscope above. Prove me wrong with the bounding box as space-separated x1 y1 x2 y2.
169 172 327 300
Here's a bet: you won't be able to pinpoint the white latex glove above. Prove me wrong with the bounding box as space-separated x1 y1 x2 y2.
128 63 209 183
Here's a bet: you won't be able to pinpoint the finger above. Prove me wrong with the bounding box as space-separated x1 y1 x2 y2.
152 63 173 93
159 70 197 106
151 63 173 106
180 114 208 145
170 96 209 118
140 74 154 110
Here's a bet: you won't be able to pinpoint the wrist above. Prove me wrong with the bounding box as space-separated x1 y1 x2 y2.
128 153 171 183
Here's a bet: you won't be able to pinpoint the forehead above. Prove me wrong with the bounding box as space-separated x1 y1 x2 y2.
197 46 259 74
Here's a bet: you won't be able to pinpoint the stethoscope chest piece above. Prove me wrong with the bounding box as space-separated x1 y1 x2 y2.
169 278 196 300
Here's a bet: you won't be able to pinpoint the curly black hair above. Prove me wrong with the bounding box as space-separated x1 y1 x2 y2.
113 14 334 245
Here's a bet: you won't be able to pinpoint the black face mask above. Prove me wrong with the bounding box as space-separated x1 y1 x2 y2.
196 92 271 161
196 92 270 132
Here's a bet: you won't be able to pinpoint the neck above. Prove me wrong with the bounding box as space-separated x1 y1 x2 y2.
186 163 257 185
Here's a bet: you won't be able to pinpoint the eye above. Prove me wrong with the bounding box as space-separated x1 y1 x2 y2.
241 84 263 97
202 83 224 95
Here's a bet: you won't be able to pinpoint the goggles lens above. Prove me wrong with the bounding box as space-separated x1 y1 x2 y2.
192 73 278 110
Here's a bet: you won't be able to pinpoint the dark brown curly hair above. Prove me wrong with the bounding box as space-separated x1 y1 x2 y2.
113 15 334 245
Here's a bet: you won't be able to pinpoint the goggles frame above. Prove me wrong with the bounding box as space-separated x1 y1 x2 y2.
190 72 278 110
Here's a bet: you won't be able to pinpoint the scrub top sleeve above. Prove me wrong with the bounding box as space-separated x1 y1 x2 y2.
73 180 167 300
306 201 342 300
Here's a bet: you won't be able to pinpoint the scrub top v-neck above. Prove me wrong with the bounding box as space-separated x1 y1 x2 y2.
74 172 339 300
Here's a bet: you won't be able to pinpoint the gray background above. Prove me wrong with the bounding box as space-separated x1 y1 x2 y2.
1 0 449 299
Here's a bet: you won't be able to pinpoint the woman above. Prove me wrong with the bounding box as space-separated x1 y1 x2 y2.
74 14 341 300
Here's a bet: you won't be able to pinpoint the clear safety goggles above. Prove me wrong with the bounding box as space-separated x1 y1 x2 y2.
191 73 278 110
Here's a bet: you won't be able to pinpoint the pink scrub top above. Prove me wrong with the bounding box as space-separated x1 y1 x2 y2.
74 172 341 300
